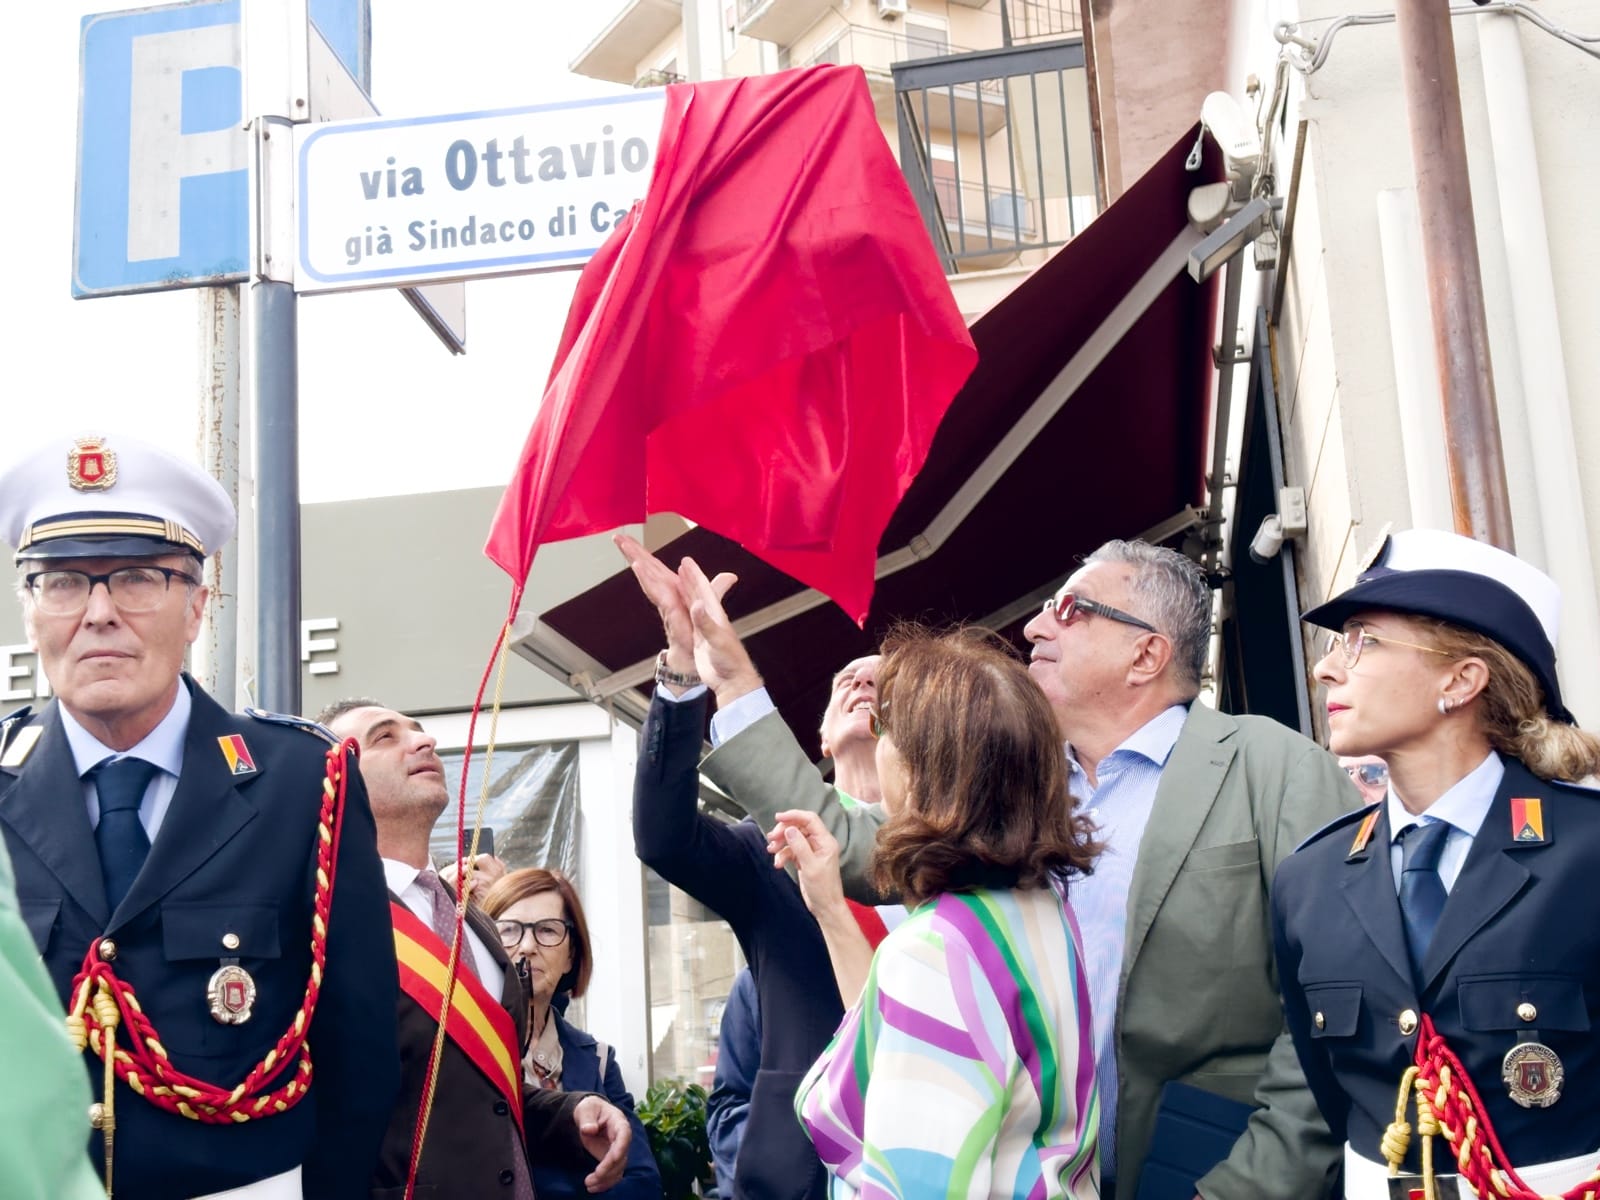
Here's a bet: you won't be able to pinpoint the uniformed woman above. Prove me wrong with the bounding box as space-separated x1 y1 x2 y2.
1272 529 1600 1200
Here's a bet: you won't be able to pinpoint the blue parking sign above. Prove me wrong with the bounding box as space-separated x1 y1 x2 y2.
74 0 250 297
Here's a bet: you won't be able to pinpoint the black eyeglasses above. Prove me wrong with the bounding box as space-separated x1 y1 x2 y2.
1042 589 1159 634
1345 762 1389 789
25 565 200 616
495 918 573 949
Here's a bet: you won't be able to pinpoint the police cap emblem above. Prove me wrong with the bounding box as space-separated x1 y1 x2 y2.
67 437 118 492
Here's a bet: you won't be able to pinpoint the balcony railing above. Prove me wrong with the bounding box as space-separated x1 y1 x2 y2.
806 25 1002 104
1000 0 1081 46
633 68 686 88
894 38 1100 271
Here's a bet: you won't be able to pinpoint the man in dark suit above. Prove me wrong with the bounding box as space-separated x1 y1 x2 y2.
0 433 399 1199
320 700 634 1200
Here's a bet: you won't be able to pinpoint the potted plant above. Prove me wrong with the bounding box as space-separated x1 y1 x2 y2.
637 1078 716 1199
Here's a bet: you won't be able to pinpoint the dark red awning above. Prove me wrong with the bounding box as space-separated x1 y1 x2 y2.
521 129 1221 756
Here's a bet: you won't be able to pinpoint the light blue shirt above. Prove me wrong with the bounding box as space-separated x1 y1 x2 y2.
61 679 191 841
1067 702 1190 1184
1386 750 1502 894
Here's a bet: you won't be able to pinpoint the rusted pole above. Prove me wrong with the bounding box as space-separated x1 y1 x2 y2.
1394 0 1515 549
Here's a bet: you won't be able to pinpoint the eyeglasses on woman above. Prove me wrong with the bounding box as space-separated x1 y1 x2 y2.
496 917 573 949
1322 623 1453 670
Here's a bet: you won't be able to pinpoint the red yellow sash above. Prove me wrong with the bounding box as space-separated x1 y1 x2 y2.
390 901 524 1131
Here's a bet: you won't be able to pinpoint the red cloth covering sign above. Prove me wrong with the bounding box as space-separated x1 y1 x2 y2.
485 66 977 623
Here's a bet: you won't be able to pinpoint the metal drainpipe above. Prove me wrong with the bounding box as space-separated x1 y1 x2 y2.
1394 0 1514 548
1478 12 1600 724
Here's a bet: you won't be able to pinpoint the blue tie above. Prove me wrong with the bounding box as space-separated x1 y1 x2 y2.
93 757 158 911
1398 820 1451 981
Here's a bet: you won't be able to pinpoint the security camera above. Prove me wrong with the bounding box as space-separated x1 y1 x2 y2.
1249 515 1286 565
1200 91 1263 193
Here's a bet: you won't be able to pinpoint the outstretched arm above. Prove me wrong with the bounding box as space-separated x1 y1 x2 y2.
674 556 889 902
616 535 776 925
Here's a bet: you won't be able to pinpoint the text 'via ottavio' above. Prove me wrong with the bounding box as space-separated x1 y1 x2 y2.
294 90 670 292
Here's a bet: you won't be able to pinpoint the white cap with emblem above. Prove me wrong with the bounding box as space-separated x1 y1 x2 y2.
0 433 235 563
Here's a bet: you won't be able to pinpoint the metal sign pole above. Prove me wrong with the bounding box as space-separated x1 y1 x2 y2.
245 0 309 715
251 267 301 715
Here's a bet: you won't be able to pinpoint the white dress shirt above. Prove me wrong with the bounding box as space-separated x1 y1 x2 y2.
1386 750 1503 894
63 679 191 840
382 858 504 984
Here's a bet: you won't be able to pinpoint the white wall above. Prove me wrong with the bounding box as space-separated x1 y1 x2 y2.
1260 0 1600 723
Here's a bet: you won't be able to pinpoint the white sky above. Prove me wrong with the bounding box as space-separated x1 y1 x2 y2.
0 2 623 502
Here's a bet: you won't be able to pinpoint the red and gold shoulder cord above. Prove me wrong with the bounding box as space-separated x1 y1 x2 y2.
1384 1014 1600 1200
64 738 357 1197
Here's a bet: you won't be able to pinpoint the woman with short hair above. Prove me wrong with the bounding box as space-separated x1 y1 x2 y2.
481 868 660 1200
1273 529 1600 1199
785 626 1102 1200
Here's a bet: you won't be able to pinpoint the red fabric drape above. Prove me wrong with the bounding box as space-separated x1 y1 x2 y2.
485 66 977 623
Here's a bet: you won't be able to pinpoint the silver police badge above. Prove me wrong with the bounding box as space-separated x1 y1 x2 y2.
207 964 257 1025
1502 1041 1563 1108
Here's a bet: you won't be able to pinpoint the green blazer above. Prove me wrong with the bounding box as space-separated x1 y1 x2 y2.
701 700 1354 1200
0 835 103 1199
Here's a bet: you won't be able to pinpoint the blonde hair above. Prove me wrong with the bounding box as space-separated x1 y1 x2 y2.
1424 620 1600 783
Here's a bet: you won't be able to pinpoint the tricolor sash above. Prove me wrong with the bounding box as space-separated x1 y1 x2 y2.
390 901 524 1131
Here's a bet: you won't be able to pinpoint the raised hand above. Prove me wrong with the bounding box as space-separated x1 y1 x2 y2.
678 556 762 706
770 809 848 921
614 533 694 662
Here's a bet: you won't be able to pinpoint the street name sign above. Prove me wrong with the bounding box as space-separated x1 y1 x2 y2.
294 90 667 292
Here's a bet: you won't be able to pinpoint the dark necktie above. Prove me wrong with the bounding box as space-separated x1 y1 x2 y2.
93 757 159 911
415 868 479 981
1398 820 1451 980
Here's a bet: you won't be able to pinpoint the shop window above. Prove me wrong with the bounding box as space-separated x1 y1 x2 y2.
643 840 742 1089
430 741 582 885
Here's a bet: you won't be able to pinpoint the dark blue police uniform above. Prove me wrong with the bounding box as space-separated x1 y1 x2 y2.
1273 757 1600 1177
0 680 400 1199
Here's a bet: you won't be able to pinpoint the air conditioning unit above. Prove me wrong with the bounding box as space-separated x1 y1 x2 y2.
877 0 908 19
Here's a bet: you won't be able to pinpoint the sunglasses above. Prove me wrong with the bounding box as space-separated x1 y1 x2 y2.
1042 589 1159 634
1344 762 1389 788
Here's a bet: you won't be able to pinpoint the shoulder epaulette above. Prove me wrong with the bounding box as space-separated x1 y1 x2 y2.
245 707 340 746
0 705 35 764
1550 775 1600 797
1294 800 1383 854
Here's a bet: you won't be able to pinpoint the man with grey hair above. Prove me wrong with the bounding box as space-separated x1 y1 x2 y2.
681 538 1357 1200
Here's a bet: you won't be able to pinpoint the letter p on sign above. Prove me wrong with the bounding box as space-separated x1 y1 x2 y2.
74 0 250 297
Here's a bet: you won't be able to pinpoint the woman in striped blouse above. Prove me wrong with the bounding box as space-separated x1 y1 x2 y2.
780 627 1103 1199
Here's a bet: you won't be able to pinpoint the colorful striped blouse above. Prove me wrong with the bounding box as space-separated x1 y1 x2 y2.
796 882 1100 1199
